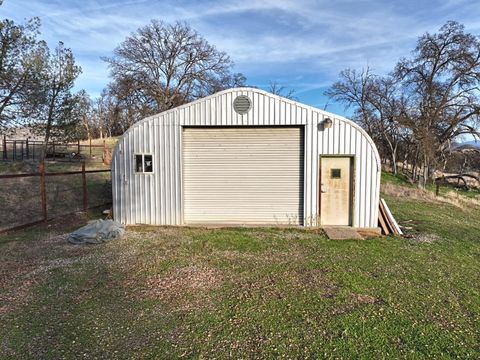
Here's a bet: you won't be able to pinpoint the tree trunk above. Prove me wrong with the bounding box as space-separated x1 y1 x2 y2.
83 117 91 141
412 151 419 182
41 120 52 163
391 150 397 175
40 86 58 162
386 138 398 175
420 155 429 189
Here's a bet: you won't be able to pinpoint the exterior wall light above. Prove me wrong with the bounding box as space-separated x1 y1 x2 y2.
323 117 333 129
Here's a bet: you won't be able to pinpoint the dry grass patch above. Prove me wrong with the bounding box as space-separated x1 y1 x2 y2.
382 181 480 209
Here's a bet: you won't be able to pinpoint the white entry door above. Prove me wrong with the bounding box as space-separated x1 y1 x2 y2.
320 157 353 226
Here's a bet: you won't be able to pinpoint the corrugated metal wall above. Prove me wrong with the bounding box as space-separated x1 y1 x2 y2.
112 87 381 228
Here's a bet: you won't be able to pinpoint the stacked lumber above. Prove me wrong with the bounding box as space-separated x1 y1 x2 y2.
378 198 403 235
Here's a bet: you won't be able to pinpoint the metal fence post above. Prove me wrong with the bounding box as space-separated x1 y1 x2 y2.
103 139 106 162
2 135 6 160
40 162 47 222
82 161 88 211
0 167 112 233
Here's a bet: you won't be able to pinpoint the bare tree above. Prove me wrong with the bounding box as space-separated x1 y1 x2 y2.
395 21 480 185
97 91 123 136
105 75 156 127
327 22 480 186
326 68 406 174
103 20 245 122
268 81 297 100
205 72 246 95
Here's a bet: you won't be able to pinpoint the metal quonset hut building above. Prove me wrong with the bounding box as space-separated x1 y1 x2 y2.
111 87 381 229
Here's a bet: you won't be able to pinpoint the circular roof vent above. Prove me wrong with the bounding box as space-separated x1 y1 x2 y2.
233 95 251 115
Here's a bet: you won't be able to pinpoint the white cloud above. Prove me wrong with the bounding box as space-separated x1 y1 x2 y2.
2 0 480 104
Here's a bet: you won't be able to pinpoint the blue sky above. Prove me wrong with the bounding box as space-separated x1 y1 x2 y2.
2 0 480 116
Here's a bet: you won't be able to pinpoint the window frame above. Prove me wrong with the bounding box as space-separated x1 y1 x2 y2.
134 153 154 174
331 168 341 179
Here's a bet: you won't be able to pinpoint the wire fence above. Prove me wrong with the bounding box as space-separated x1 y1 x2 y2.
1 136 110 163
0 162 112 233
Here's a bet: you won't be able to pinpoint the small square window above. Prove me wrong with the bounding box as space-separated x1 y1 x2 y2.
331 168 341 178
135 154 153 173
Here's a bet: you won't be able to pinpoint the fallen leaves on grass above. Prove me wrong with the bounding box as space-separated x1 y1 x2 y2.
291 267 338 298
410 233 440 244
141 265 223 309
0 232 97 314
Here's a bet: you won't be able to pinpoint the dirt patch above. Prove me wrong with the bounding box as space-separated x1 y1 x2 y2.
323 227 363 240
352 293 384 305
331 294 384 316
357 229 383 239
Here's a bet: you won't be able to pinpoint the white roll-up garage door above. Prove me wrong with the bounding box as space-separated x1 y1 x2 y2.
183 127 304 225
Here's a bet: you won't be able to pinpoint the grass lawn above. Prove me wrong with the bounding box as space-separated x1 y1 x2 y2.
0 178 479 358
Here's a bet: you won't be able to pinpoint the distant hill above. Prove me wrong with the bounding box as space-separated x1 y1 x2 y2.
454 140 480 150
3 127 43 141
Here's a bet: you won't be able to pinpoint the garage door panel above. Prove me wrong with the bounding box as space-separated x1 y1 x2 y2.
183 127 304 225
